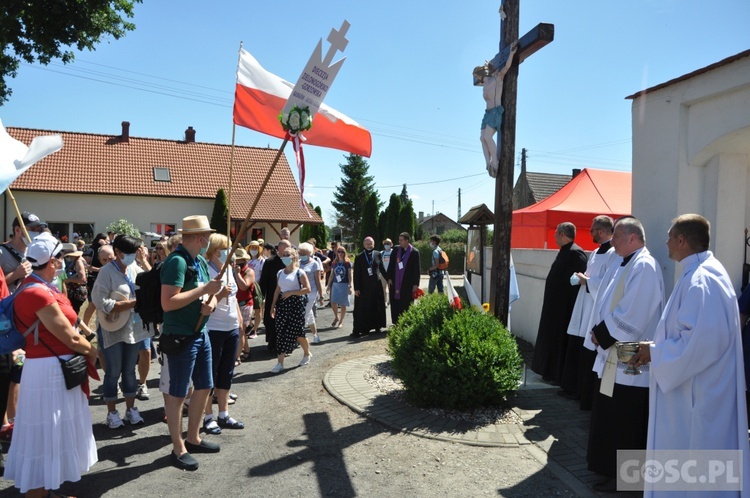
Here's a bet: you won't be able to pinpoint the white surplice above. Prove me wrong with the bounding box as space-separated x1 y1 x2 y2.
567 242 617 339
586 246 665 388
646 251 750 497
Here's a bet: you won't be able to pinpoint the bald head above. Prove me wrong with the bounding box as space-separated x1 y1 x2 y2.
98 244 115 265
278 239 291 252
363 237 374 250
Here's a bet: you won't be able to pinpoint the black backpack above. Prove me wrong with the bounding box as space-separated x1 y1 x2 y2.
135 261 163 331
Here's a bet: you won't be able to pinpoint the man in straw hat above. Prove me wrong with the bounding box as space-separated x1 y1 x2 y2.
160 215 224 470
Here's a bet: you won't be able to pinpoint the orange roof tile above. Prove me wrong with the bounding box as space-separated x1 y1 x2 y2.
6 126 323 225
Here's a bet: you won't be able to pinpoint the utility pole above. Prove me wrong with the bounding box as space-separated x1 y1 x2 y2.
457 188 462 221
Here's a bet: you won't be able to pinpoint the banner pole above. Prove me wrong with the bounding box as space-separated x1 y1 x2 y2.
195 137 289 332
5 188 30 242
226 42 243 242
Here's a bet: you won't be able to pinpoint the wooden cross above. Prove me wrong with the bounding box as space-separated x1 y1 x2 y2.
489 1 554 323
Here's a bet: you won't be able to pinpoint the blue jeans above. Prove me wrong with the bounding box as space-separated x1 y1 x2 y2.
102 336 140 402
428 270 444 294
166 329 213 398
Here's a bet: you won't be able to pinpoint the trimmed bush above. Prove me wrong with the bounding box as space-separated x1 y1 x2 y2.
388 293 522 410
414 240 465 275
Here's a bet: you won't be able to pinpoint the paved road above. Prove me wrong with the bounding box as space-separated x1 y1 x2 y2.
0 291 578 497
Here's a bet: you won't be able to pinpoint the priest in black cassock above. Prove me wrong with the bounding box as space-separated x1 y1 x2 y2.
531 222 588 384
352 236 387 337
386 232 421 325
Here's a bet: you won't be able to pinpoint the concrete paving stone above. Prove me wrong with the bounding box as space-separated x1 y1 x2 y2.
495 425 510 433
513 433 531 445
501 434 517 445
565 463 591 472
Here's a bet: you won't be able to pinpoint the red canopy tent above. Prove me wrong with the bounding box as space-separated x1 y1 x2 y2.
511 168 631 251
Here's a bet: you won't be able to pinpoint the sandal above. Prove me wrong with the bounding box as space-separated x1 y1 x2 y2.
234 359 241 367
217 416 245 429
239 351 251 362
203 418 222 435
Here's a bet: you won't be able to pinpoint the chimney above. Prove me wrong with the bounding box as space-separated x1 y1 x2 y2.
185 126 196 143
418 211 424 221
572 168 581 178
121 121 130 143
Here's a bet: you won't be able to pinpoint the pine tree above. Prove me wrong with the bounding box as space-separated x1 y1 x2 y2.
384 193 402 242
210 188 229 237
358 193 380 247
312 205 328 247
399 184 409 205
331 154 376 241
397 199 416 239
377 210 387 246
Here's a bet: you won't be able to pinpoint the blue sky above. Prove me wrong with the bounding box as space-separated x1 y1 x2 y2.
2 0 749 227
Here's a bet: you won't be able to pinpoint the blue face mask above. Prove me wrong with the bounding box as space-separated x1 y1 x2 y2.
281 256 293 267
300 255 310 263
199 237 209 256
122 253 136 266
217 249 228 264
384 244 391 251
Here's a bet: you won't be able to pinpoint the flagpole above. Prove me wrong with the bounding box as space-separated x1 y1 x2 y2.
226 42 243 242
195 137 289 332
5 188 30 242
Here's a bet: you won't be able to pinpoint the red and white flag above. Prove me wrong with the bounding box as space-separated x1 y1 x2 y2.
446 276 462 310
233 49 372 157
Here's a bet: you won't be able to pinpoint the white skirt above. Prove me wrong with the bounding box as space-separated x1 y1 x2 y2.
4 356 98 493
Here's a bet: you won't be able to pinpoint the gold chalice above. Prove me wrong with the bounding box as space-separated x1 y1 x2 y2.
615 342 643 375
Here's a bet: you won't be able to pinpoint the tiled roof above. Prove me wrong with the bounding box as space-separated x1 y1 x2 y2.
525 172 572 202
7 127 323 225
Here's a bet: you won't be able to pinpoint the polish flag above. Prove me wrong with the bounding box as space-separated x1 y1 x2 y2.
233 49 372 157
446 276 462 310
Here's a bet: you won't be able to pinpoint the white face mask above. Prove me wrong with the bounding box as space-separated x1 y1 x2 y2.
250 249 258 257
384 244 391 251
121 253 137 266
429 243 436 249
217 249 229 264
23 231 42 246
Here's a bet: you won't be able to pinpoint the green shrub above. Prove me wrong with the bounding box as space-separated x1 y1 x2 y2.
388 293 522 410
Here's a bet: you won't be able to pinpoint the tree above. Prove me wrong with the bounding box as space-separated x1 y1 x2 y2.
397 199 416 239
106 219 141 239
358 193 380 247
301 204 328 247
210 188 229 237
331 154 376 241
0 0 141 105
384 194 402 242
399 184 410 205
377 210 387 246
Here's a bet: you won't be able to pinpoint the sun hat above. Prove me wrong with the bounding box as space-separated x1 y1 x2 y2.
26 232 63 268
247 240 260 247
234 248 251 261
97 291 132 331
61 242 83 258
178 215 215 234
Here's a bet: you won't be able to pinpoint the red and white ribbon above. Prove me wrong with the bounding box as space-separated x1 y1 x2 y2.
288 132 312 218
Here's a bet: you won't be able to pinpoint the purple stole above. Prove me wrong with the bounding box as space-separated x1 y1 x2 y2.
393 245 413 299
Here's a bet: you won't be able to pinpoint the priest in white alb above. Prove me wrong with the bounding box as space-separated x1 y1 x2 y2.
631 214 750 497
559 215 616 410
585 217 665 492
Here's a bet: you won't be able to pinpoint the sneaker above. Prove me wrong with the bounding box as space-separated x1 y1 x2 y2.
271 363 284 373
125 407 145 425
299 354 312 366
312 334 321 344
107 410 125 429
229 392 238 400
136 384 150 401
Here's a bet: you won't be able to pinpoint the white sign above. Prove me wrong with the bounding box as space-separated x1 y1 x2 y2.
281 20 350 119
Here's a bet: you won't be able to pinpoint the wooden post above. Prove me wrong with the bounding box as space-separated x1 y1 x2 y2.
491 0 519 325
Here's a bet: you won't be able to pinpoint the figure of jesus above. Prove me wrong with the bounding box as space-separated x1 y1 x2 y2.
475 41 518 178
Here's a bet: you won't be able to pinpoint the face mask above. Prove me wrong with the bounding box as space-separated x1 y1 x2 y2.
122 253 137 266
22 231 42 246
384 244 391 251
250 249 258 257
429 243 436 249
281 256 293 267
217 249 228 264
199 238 209 256
300 255 310 263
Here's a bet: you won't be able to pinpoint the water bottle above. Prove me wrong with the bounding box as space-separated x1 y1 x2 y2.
14 353 24 367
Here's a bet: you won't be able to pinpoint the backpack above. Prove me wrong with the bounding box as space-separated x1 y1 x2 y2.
135 261 163 331
0 283 42 355
437 250 450 270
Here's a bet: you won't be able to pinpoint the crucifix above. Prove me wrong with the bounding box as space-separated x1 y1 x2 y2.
479 0 554 323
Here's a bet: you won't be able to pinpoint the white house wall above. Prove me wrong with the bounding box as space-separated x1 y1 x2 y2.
508 248 558 346
632 54 750 293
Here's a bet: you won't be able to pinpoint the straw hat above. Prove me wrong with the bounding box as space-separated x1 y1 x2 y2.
234 248 251 261
61 242 83 258
178 215 215 234
97 291 132 331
